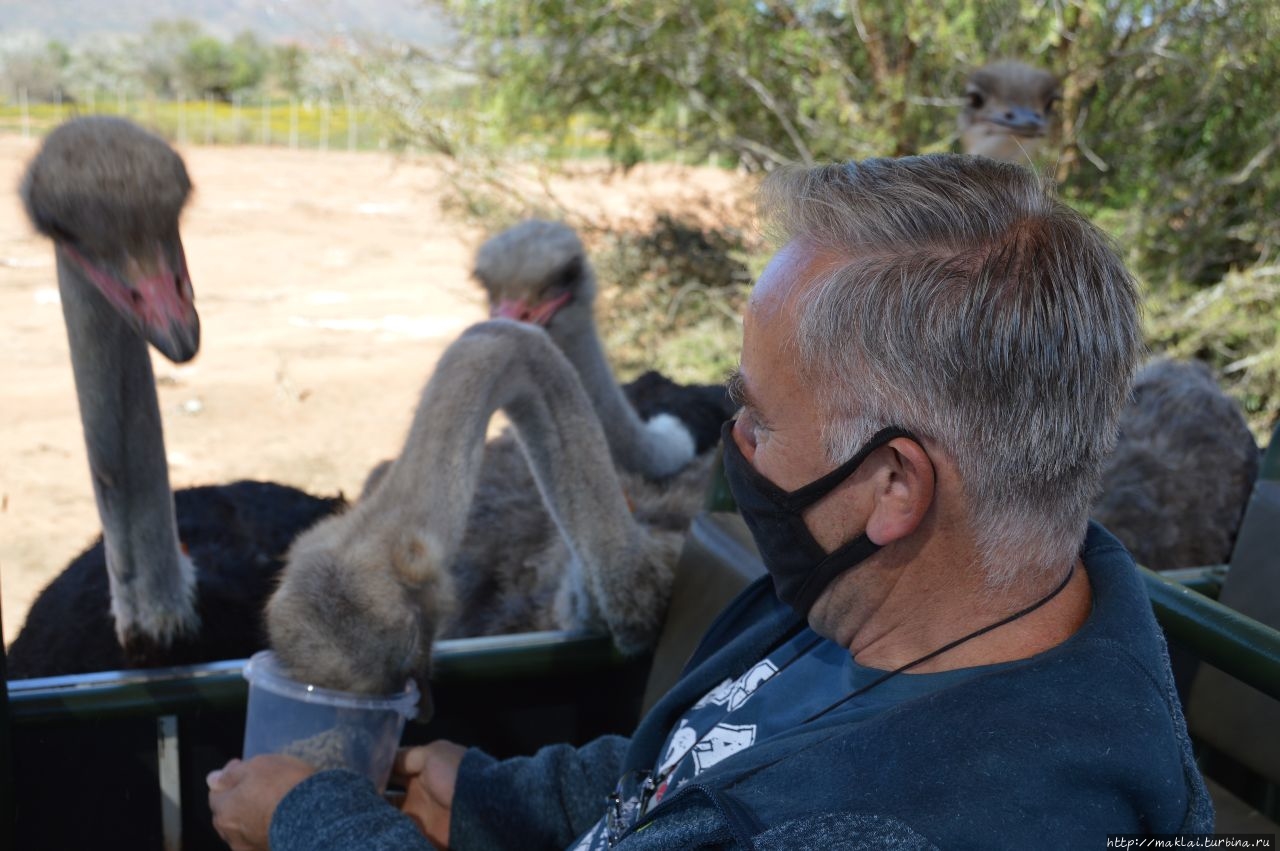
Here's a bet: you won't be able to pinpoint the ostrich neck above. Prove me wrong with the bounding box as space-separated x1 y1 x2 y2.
554 315 687 477
56 250 198 649
368 325 641 593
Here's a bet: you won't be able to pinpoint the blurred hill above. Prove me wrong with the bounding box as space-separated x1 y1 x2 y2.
0 0 452 46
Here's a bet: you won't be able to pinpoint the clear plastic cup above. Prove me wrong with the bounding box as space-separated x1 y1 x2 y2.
241 650 419 792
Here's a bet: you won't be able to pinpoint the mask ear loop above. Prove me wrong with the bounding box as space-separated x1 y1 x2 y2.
779 427 916 512
788 433 938 615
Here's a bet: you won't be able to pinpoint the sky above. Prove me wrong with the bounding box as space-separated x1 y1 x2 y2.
0 0 454 47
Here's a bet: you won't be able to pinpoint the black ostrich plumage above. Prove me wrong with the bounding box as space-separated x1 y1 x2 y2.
622 370 735 456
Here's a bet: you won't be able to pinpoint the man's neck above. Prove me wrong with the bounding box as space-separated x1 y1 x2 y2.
813 546 1092 675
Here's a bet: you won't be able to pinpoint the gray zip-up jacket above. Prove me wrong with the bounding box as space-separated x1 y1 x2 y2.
270 523 1213 849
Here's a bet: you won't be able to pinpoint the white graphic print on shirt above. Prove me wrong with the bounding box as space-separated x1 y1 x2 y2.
657 720 699 775
691 723 757 773
691 658 779 712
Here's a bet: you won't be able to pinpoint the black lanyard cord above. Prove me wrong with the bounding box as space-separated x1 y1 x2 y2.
802 562 1077 723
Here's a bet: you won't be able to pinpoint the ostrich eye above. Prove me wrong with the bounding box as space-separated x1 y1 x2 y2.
966 91 985 110
554 256 583 291
1045 95 1061 114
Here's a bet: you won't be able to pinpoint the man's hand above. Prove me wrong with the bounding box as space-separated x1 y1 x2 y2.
392 741 466 848
208 754 317 851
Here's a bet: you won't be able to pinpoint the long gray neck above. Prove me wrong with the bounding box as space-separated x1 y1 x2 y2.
551 311 693 478
367 323 655 648
57 248 198 655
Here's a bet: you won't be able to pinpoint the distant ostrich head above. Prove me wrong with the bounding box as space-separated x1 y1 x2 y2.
474 219 596 331
21 116 199 362
959 61 1062 164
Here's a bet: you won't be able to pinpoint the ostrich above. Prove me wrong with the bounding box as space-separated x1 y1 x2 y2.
476 219 735 469
6 116 343 679
959 61 1062 164
357 219 734 498
269 321 714 693
1092 358 1259 571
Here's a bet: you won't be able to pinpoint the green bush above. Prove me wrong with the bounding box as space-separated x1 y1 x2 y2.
1146 263 1280 440
594 213 757 384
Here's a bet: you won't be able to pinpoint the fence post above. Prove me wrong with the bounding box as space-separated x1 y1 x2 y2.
205 95 214 144
261 95 269 145
178 97 187 143
319 99 330 152
20 87 29 139
289 97 298 150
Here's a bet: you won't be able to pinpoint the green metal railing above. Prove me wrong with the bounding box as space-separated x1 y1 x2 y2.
1142 567 1280 701
5 630 622 724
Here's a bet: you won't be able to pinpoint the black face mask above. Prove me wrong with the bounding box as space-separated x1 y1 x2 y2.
720 419 918 616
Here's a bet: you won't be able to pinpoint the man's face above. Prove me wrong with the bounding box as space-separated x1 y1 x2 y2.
730 241 875 552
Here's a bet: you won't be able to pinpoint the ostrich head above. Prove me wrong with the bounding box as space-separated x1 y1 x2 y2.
958 61 1062 164
21 116 199 363
474 220 596 332
266 521 441 699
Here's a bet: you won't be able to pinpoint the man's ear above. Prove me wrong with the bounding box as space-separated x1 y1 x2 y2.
865 438 935 546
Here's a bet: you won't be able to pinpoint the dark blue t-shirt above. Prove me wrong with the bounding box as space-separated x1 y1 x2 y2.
571 627 1012 850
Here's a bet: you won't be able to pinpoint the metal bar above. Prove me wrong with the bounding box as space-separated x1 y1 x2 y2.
0 590 16 848
1157 565 1228 600
157 715 181 851
1142 567 1280 701
8 631 623 724
1260 428 1280 482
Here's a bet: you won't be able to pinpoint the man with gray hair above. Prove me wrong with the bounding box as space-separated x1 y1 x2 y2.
210 155 1212 850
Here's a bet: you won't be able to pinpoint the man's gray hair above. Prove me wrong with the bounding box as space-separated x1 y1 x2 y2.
761 156 1143 588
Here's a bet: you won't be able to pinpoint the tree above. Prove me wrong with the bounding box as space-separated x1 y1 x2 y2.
430 0 1278 288
137 19 204 98
271 43 308 98
180 36 235 100
228 31 269 95
0 33 70 102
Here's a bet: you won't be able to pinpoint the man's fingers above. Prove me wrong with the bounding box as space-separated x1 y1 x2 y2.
208 758 244 791
392 746 429 780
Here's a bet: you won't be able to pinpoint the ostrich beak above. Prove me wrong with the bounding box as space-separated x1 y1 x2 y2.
490 290 574 326
62 237 201 363
985 106 1047 138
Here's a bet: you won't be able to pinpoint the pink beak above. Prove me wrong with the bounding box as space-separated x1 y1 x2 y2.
490 290 574 327
62 238 200 363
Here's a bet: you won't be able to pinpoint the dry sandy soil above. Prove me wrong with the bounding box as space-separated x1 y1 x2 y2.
0 134 744 647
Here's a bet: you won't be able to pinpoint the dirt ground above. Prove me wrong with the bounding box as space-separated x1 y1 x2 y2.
0 134 744 647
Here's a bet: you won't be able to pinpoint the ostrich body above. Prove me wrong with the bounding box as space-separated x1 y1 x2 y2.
1092 358 1259 571
269 321 712 694
7 117 342 678
959 61 1062 163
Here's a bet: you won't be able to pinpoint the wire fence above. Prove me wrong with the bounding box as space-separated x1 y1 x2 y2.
0 86 655 162
0 87 395 151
